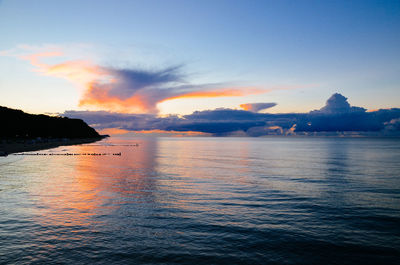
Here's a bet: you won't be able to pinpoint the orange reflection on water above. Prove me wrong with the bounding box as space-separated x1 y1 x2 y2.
31 138 159 228
29 156 102 228
73 139 159 199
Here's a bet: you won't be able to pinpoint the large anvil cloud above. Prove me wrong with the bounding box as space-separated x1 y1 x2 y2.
22 51 269 113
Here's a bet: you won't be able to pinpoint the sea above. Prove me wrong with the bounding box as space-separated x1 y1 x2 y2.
0 137 399 264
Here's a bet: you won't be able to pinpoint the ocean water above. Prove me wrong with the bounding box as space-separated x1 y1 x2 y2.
0 137 399 264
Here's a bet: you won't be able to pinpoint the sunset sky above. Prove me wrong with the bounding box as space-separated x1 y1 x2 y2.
0 0 399 116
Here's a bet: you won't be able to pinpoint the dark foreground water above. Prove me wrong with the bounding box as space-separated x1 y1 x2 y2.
1 137 399 264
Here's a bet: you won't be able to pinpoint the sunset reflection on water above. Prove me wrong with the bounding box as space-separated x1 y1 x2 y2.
1 137 400 264
22 138 159 229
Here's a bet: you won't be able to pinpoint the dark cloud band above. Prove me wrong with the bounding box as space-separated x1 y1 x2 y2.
64 93 400 136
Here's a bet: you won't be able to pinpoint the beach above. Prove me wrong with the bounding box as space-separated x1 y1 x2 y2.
0 137 107 156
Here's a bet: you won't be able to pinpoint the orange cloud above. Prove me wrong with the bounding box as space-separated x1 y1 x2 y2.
78 85 268 113
19 50 284 114
98 128 210 137
366 108 389 112
22 51 63 68
98 128 131 135
160 87 266 102
240 104 250 111
79 82 150 113
131 129 211 137
22 51 106 88
239 102 277 112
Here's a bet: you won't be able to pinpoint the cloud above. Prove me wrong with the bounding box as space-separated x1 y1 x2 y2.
4 46 276 113
384 118 400 132
78 66 185 113
22 51 104 87
240 102 277 112
63 93 400 137
80 69 267 113
64 108 298 135
311 93 366 114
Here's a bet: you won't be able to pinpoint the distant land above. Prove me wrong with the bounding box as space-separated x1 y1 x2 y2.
0 106 107 156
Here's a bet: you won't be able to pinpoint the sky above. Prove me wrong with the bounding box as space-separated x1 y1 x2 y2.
0 0 399 118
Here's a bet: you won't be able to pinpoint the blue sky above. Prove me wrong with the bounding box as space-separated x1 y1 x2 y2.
0 0 399 114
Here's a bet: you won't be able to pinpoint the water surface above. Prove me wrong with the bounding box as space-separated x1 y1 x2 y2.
1 137 399 264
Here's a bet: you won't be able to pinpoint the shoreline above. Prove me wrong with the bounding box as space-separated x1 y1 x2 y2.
0 136 108 156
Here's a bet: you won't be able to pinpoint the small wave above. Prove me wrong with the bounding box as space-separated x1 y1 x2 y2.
0 155 24 166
